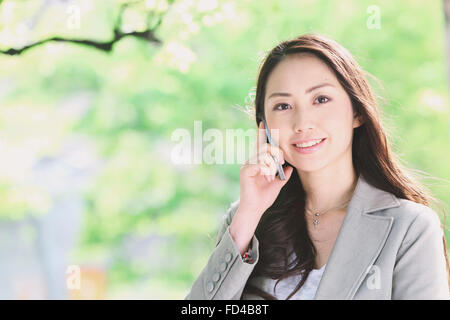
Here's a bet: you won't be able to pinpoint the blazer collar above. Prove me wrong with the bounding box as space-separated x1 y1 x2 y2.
314 174 401 299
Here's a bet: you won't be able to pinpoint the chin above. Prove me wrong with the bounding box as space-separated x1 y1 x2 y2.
291 158 329 173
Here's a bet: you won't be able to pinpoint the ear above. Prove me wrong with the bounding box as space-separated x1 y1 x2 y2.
352 114 364 128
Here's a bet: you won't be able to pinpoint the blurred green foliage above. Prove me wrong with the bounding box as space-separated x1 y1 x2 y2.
0 0 448 298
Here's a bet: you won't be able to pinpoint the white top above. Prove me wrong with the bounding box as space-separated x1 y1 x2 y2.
244 263 326 300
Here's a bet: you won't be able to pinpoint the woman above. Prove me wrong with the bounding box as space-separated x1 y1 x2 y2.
185 33 449 300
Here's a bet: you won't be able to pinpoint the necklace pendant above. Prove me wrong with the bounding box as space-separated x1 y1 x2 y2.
314 213 320 216
313 219 319 228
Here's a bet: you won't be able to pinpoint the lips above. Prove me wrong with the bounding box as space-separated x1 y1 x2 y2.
291 138 326 147
292 138 327 154
291 138 326 145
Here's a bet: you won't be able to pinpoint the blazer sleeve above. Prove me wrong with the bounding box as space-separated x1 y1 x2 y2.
185 199 260 300
392 207 450 299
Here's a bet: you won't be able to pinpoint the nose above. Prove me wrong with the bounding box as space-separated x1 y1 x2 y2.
293 110 316 133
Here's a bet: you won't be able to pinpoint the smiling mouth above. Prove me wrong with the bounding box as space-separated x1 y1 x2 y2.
292 138 326 148
291 138 327 154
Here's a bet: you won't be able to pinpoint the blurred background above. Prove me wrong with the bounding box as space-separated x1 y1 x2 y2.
0 0 449 299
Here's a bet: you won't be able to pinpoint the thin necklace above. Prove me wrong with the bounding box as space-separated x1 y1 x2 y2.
305 198 352 228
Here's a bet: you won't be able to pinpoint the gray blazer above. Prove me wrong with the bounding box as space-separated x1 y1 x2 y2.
185 174 450 299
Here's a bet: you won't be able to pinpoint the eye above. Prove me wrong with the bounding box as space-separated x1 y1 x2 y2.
314 96 330 104
273 103 291 111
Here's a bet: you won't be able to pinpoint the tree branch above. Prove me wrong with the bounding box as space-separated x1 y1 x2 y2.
0 29 162 55
0 0 164 55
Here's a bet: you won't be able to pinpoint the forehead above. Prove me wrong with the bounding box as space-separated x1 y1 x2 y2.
265 53 338 96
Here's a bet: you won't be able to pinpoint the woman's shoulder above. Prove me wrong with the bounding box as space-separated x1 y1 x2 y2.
381 197 443 234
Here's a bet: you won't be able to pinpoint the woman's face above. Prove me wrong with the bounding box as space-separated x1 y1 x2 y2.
263 53 362 173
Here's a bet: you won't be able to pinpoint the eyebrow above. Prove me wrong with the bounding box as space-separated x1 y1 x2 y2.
268 82 335 100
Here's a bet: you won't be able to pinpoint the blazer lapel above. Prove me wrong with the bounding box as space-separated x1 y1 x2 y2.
314 174 400 300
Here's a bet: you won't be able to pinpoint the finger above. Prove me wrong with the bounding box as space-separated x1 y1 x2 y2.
259 164 273 182
242 162 270 181
241 160 271 177
261 153 277 177
241 162 261 177
276 164 294 182
248 144 284 167
260 144 286 166
267 144 285 165
248 154 273 178
257 120 267 156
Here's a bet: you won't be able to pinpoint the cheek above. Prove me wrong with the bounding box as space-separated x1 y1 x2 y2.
322 102 354 132
319 109 355 148
330 129 353 150
269 118 289 141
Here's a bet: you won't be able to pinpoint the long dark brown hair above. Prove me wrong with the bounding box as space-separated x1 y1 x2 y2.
241 33 449 300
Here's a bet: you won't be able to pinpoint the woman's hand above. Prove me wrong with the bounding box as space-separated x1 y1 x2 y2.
229 121 294 255
238 120 294 215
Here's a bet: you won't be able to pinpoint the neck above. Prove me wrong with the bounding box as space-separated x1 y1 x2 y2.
297 155 358 212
